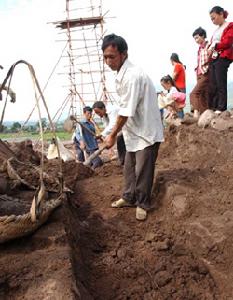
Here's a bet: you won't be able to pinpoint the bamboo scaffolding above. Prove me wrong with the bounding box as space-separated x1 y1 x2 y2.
53 16 103 29
52 0 115 118
62 53 100 58
57 70 111 74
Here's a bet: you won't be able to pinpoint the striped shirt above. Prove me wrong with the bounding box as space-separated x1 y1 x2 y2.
196 41 209 75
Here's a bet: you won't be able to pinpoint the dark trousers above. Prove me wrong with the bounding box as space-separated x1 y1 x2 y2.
122 142 160 210
117 134 126 165
190 73 209 113
74 139 85 162
208 57 232 111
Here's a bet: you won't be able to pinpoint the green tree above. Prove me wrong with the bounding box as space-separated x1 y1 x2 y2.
11 122 21 132
36 118 47 130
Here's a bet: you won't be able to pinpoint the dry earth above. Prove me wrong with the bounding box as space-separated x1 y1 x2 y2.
0 124 233 299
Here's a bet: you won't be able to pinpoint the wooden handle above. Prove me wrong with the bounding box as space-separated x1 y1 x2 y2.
83 145 107 166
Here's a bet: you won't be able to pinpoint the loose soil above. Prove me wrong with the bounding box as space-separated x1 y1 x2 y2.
1 124 233 299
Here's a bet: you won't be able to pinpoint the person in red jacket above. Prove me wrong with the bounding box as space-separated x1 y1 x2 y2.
170 53 186 93
207 6 233 113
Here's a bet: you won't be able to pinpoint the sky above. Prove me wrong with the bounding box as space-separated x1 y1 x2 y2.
0 0 232 121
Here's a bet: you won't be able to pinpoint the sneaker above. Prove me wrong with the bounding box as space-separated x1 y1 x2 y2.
136 207 147 221
214 110 221 115
111 198 132 208
193 110 200 119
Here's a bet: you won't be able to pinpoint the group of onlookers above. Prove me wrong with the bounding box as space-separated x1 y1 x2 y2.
158 5 233 121
191 6 233 118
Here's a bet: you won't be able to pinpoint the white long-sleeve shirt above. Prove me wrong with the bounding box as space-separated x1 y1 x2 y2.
158 86 178 109
101 105 119 137
115 59 164 152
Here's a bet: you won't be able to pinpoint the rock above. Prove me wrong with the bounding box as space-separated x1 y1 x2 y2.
219 110 231 119
211 118 233 131
172 195 187 217
117 248 127 259
198 109 216 128
181 115 198 125
145 232 156 242
155 239 170 251
155 271 172 287
229 108 233 116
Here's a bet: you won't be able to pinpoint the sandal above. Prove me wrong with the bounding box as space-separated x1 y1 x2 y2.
111 198 132 208
136 207 147 221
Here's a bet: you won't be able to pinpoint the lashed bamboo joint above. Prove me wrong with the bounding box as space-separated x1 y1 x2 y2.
54 16 104 29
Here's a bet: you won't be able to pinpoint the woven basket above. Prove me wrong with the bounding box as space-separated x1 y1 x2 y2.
63 118 75 133
0 194 64 243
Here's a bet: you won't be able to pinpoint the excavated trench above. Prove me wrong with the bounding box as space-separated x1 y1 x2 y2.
63 170 220 300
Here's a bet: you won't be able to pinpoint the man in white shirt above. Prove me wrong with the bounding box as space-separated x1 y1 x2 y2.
92 101 126 165
102 34 164 221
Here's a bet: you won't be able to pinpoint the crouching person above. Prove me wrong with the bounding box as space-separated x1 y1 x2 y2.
74 106 103 169
92 100 126 165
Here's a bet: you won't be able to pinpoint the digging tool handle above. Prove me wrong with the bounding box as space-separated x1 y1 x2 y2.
70 115 97 137
83 145 107 166
77 120 96 137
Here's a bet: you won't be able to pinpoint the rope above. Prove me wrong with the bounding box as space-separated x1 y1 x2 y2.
0 65 15 129
30 70 45 192
19 41 68 134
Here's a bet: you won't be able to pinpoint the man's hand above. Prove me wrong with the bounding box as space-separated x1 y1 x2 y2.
104 115 127 149
80 141 86 150
104 134 117 149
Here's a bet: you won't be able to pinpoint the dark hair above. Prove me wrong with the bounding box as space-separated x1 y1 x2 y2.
102 34 128 53
170 53 182 64
192 27 207 38
210 6 228 19
83 106 92 113
92 101 106 110
161 75 175 85
160 75 180 92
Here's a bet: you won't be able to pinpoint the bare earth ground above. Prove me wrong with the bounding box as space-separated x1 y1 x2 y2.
1 124 233 299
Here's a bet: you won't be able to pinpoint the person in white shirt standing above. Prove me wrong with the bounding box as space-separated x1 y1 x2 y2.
92 101 126 165
102 34 164 221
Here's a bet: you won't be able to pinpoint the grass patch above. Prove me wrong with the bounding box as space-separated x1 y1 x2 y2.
0 131 72 141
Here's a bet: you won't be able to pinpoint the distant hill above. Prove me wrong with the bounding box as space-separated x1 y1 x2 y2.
2 120 37 127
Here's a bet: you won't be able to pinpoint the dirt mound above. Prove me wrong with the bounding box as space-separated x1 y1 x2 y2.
9 140 42 165
44 159 94 191
160 124 233 168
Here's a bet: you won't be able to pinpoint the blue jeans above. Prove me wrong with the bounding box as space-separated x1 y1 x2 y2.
177 110 184 119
